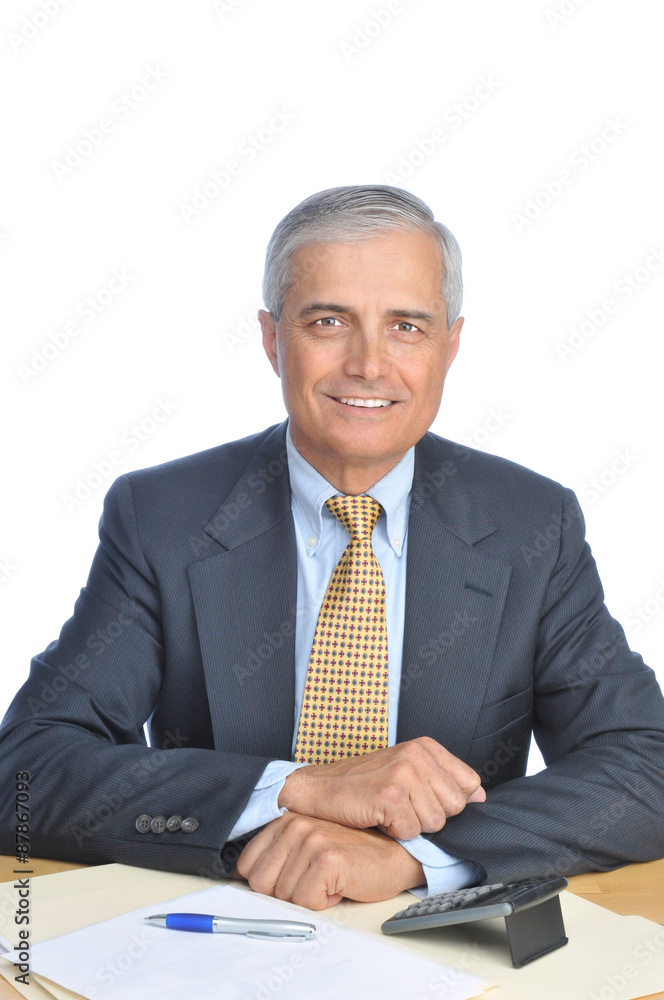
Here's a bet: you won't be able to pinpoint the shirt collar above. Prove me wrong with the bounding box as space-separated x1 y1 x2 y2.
286 422 414 557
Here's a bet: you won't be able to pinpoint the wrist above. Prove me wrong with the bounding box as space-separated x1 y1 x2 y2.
393 840 425 890
278 765 315 814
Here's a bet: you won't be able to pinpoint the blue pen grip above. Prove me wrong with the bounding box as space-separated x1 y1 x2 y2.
165 913 215 932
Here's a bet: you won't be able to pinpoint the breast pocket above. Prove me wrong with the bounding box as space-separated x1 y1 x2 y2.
467 686 533 788
472 685 533 739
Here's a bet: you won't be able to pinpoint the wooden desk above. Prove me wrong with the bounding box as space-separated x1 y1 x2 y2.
1 857 663 998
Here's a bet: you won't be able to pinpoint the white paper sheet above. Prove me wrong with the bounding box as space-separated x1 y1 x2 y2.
27 884 491 1000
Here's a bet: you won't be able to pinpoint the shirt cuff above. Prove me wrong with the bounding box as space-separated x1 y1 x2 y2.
227 760 307 839
397 835 483 899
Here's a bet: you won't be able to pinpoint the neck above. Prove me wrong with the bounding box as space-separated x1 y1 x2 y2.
296 451 405 496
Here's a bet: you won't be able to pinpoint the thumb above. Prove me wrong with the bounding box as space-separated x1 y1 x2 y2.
467 786 487 803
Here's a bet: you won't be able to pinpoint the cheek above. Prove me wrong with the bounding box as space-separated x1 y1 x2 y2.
289 346 334 392
403 357 446 402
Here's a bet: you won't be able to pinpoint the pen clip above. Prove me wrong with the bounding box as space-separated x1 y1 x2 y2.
246 930 311 942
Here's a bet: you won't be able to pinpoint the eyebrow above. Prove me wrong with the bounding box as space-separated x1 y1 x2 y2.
298 302 437 323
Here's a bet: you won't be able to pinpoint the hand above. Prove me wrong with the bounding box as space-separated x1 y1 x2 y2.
279 737 486 840
234 812 425 910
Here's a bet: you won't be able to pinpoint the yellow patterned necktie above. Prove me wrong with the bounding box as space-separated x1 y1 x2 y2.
294 494 389 766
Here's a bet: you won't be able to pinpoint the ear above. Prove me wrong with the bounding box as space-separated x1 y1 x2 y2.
446 315 463 373
259 309 280 376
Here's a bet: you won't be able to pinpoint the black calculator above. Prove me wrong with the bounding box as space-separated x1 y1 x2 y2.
382 877 569 967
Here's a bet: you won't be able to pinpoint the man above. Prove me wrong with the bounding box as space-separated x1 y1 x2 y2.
1 185 663 912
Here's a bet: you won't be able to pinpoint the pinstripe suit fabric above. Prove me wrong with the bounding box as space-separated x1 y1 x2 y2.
1 420 663 883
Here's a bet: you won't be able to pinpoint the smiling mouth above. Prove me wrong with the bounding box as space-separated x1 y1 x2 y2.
334 397 394 408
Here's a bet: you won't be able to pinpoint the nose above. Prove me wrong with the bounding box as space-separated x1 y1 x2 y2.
343 327 390 383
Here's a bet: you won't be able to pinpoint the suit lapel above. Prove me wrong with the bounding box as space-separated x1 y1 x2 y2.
190 424 512 762
188 422 297 758
398 434 512 761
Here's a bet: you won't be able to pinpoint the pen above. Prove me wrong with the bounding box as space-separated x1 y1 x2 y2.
144 912 316 942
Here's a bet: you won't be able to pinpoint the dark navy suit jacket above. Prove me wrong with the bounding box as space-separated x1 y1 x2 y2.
2 421 663 883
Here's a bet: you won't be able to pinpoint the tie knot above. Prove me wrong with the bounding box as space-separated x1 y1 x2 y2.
325 495 382 541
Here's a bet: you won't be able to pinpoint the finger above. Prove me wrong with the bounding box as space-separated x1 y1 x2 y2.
378 761 465 837
281 836 350 909
240 815 331 901
288 862 345 910
423 741 485 797
249 818 346 909
271 826 328 903
468 785 487 803
281 857 345 910
379 763 482 838
235 817 291 885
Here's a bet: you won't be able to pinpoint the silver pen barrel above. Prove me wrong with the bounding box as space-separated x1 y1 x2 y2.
212 916 316 940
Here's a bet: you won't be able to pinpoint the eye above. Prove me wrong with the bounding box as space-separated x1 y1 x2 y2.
390 321 422 335
314 316 343 327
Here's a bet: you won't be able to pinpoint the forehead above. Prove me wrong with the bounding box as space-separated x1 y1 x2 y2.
286 229 445 305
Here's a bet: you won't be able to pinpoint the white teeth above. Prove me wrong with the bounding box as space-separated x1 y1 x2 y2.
337 397 392 408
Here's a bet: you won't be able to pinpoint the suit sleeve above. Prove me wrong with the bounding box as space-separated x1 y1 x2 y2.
427 487 664 884
0 474 273 879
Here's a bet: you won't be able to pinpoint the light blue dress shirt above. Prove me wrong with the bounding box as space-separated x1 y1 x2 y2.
228 423 480 894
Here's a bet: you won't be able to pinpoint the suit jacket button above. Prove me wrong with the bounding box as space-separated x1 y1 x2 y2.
150 815 167 834
181 816 199 833
166 815 183 832
135 814 152 834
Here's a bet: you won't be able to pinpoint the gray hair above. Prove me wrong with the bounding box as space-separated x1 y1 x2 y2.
262 185 463 328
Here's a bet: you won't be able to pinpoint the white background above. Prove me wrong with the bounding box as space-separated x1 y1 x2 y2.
2 0 662 776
